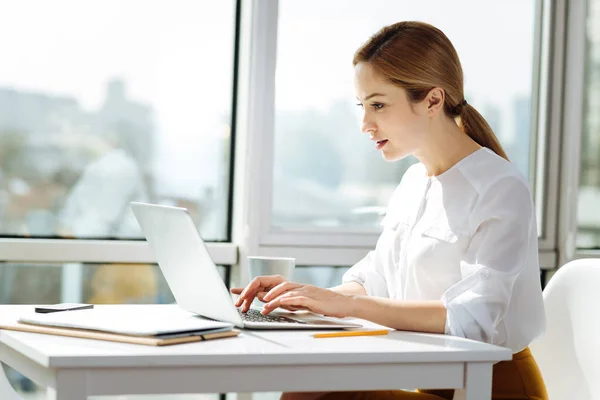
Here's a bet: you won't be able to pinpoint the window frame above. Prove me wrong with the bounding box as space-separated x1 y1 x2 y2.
0 239 237 264
560 0 589 264
535 0 568 269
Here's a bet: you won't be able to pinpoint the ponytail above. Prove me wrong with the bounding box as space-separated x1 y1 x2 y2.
457 103 509 161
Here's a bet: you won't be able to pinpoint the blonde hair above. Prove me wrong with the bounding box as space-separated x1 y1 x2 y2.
354 21 508 160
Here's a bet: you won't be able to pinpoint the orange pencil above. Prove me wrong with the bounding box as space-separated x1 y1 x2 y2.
313 329 389 338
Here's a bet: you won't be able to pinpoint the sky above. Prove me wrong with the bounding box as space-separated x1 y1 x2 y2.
277 0 536 109
0 0 537 197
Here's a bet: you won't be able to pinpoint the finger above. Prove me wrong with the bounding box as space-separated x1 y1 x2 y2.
263 296 313 315
235 277 269 307
262 291 299 314
235 296 245 307
281 305 307 312
255 291 269 302
235 278 262 307
280 296 314 311
236 275 285 307
230 287 244 295
263 282 304 302
234 289 248 307
241 298 252 313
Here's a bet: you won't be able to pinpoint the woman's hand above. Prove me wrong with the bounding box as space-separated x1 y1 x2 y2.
261 285 356 318
230 275 306 312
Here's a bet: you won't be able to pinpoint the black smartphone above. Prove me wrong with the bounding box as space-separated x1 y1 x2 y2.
34 303 94 314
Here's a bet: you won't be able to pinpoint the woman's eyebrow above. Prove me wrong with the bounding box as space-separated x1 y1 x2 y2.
363 93 386 101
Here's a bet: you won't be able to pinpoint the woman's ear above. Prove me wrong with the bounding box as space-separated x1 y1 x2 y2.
426 87 445 115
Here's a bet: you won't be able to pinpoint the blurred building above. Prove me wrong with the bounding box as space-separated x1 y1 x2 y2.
0 79 156 237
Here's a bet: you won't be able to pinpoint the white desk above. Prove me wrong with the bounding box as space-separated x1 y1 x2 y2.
0 305 511 400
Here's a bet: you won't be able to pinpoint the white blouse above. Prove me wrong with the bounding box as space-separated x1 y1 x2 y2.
343 147 546 353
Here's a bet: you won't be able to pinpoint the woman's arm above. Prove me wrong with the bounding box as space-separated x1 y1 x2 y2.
261 284 446 332
349 296 447 333
329 282 367 296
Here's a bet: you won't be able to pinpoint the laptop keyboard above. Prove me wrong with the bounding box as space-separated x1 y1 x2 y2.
238 308 302 324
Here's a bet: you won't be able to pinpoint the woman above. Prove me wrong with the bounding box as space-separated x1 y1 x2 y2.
232 21 548 400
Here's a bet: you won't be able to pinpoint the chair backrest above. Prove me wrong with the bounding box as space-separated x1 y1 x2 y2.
0 365 21 400
530 258 600 400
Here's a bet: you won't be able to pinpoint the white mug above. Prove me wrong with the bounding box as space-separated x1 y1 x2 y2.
247 256 295 281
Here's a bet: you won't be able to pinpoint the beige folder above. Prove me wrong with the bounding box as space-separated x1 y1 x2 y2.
0 321 240 346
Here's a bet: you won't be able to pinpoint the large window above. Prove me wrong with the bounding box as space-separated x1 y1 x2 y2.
0 0 236 241
272 0 537 230
578 0 600 249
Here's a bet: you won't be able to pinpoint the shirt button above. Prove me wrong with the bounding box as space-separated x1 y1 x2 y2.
481 270 491 279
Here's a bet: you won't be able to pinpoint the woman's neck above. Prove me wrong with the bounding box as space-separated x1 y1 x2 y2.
413 117 482 177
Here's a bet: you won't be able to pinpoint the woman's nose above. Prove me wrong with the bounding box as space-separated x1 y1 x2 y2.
361 116 376 134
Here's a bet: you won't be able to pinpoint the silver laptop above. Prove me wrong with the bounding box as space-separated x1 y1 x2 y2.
130 202 362 330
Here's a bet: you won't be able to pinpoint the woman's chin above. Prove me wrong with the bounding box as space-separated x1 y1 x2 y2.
381 148 408 162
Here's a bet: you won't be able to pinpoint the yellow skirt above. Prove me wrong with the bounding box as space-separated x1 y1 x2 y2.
319 347 548 400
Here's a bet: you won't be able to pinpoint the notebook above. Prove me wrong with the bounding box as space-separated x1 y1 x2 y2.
0 307 240 346
17 307 233 336
0 321 240 346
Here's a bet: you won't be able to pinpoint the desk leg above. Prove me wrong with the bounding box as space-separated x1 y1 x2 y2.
46 370 88 400
0 364 23 400
453 362 493 400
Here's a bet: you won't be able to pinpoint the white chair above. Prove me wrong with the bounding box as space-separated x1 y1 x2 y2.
0 364 21 400
530 258 600 400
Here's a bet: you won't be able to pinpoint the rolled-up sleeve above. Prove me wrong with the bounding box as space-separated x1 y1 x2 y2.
342 250 389 297
342 173 415 299
441 177 534 345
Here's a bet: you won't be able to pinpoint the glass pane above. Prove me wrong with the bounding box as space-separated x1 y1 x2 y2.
0 262 227 304
294 265 350 288
0 0 235 240
0 262 228 399
273 0 536 229
578 0 600 248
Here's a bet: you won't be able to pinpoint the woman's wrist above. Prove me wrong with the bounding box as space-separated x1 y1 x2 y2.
345 294 366 319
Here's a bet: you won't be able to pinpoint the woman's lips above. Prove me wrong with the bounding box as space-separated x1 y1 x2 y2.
376 139 389 150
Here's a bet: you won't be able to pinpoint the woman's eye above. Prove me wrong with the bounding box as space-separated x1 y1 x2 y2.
355 103 364 108
371 103 384 110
